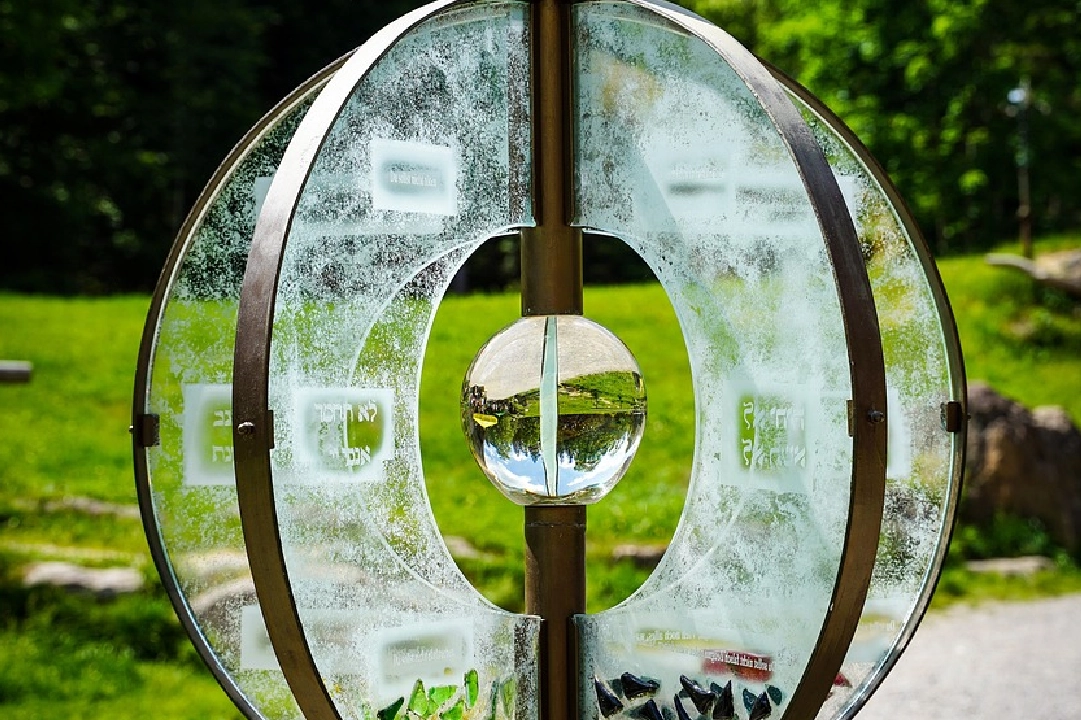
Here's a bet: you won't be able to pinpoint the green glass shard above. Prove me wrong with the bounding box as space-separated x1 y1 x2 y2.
465 669 479 708
409 680 429 716
441 699 465 720
428 685 458 712
378 697 405 720
500 677 516 718
487 681 500 720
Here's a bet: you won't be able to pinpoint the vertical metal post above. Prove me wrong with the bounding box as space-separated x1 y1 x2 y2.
522 4 585 720
526 506 586 720
522 0 582 318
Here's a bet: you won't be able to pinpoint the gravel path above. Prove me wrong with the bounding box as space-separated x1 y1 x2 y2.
856 593 1081 719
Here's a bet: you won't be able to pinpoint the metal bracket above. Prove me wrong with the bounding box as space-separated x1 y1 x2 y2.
131 413 161 448
940 401 964 433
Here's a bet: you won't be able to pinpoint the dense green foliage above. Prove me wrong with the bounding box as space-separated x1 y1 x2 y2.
0 0 418 293
689 0 1081 251
4 0 1080 292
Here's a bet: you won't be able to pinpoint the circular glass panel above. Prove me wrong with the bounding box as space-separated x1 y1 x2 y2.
779 77 966 720
569 3 886 719
256 4 541 719
135 69 336 720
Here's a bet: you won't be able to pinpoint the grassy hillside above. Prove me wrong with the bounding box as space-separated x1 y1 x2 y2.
937 234 1081 425
1 234 1080 718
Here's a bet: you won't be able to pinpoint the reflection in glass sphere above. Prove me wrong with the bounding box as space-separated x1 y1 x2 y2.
461 315 647 505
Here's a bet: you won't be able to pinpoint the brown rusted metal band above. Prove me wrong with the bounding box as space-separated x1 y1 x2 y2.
768 63 968 720
132 54 348 720
619 3 889 718
231 4 467 720
526 505 586 720
523 4 586 720
521 0 584 317
521 223 584 316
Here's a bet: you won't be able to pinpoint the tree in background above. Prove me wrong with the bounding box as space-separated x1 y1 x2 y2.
0 0 273 292
2 0 1081 292
689 0 1081 253
0 0 416 293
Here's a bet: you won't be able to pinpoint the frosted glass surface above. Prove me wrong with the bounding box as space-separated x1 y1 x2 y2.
143 86 321 719
572 5 854 720
267 5 538 720
791 95 962 720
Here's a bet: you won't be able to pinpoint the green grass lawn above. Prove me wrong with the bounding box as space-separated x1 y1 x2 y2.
1 233 1080 718
937 234 1081 424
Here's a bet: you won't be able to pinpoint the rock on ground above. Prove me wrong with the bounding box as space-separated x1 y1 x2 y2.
963 382 1081 553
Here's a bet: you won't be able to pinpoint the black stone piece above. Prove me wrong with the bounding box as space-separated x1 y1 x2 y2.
765 685 783 706
639 700 664 720
673 695 693 720
596 679 624 718
378 697 405 720
710 681 735 720
748 692 771 720
742 689 756 713
678 676 716 716
621 673 661 699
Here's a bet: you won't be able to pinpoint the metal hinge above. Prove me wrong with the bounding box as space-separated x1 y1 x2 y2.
940 401 964 433
847 400 887 436
131 413 161 448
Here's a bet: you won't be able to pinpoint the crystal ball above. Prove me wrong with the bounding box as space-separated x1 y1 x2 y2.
461 315 647 505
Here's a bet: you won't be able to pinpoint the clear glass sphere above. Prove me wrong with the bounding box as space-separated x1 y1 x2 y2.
461 315 647 505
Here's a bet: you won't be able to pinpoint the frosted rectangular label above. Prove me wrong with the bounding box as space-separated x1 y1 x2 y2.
738 393 807 472
182 383 234 486
885 383 912 480
844 597 907 664
371 138 457 216
631 628 773 680
373 621 474 701
585 611 782 686
292 387 394 480
240 605 368 673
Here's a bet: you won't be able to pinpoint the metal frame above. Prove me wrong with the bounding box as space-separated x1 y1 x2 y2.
521 7 586 720
131 54 351 720
230 4 888 720
608 2 889 718
231 4 470 720
768 64 968 720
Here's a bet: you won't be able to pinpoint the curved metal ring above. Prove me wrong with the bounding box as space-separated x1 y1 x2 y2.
231 3 473 720
132 53 351 720
768 62 968 720
618 2 889 717
232 2 889 720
